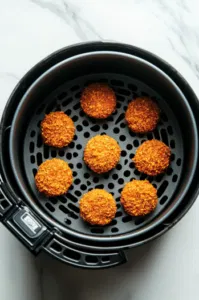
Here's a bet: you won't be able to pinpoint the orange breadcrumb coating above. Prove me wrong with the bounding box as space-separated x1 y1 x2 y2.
41 111 75 148
35 158 73 197
121 180 158 216
125 97 160 133
80 83 116 119
133 139 171 176
84 135 121 174
79 189 117 225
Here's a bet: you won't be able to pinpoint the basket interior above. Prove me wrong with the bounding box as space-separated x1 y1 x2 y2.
23 73 183 236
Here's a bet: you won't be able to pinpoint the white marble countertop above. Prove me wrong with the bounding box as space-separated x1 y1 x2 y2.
0 1 199 300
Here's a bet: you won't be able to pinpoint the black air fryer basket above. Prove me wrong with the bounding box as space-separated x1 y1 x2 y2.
0 42 199 269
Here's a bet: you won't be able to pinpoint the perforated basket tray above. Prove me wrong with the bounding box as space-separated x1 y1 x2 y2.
23 73 183 237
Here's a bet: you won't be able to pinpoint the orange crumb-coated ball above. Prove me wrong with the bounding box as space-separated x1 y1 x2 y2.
79 189 117 225
84 135 121 174
80 83 116 119
35 158 73 197
133 139 171 176
121 180 158 216
41 111 75 148
125 97 160 133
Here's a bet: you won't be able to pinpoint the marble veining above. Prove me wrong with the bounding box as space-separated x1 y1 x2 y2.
31 0 103 41
0 0 198 105
31 0 199 80
0 1 198 88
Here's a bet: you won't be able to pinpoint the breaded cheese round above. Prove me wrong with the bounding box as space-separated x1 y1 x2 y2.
121 180 158 216
133 139 171 176
35 158 73 197
80 83 116 119
125 97 160 133
79 189 117 225
84 135 121 174
41 111 75 148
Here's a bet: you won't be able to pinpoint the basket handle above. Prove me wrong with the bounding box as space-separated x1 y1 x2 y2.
0 182 51 253
0 182 127 268
44 238 127 269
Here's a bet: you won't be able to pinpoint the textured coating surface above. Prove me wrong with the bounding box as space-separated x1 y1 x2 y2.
41 111 75 148
84 135 121 174
80 189 117 225
133 139 171 176
35 158 73 197
125 97 160 133
81 83 116 119
121 180 158 216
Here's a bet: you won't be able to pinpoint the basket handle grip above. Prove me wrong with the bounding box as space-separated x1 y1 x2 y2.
0 182 127 268
0 182 51 253
44 238 127 269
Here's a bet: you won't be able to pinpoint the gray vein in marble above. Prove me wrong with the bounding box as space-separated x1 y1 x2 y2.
0 72 19 81
63 1 102 40
157 0 199 79
30 0 102 41
177 0 190 12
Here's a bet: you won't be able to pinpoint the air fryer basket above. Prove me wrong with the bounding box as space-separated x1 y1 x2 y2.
23 73 183 237
0 43 199 269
